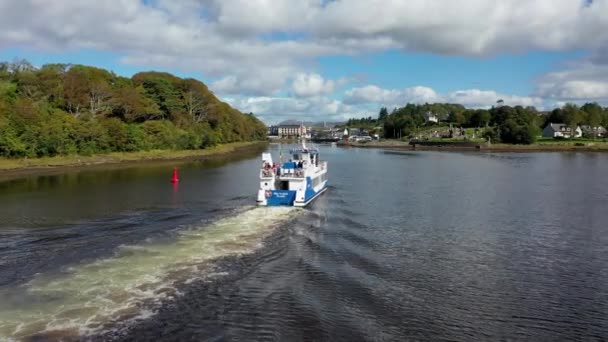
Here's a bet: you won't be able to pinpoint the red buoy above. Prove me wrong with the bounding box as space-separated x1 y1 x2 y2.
171 167 179 183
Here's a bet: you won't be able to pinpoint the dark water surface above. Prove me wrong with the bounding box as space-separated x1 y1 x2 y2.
1 146 608 341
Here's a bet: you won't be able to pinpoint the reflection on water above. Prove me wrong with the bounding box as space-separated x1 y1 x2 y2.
0 150 262 228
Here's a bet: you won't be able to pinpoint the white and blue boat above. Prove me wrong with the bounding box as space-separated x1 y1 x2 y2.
257 140 328 207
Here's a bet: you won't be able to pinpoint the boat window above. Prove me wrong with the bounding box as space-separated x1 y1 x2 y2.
279 181 289 190
293 154 300 160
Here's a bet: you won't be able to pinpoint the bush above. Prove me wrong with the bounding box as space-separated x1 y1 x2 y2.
0 117 28 157
175 128 202 150
125 124 150 151
38 111 78 156
499 120 537 144
101 118 129 152
142 120 178 149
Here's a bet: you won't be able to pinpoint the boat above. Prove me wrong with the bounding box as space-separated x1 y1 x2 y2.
256 139 328 207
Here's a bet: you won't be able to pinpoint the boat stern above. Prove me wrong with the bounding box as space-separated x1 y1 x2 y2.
257 189 296 206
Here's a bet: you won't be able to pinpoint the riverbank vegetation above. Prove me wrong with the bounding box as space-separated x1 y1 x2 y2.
0 141 266 172
345 102 608 145
0 59 267 159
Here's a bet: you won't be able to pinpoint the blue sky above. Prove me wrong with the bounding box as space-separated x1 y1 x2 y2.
319 50 588 96
1 0 607 124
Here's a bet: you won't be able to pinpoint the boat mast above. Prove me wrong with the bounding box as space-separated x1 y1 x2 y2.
301 120 307 150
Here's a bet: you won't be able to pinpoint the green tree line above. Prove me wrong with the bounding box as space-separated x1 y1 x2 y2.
0 59 267 158
347 102 608 144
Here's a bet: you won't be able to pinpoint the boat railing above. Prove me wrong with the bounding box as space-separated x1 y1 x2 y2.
279 168 306 178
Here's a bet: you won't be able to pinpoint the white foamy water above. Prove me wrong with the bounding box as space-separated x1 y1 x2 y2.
0 206 298 340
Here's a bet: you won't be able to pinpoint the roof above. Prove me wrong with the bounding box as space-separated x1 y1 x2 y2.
278 120 304 126
581 125 607 133
546 123 579 132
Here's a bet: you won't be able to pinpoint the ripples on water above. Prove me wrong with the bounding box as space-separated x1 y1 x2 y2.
1 149 608 341
0 207 299 340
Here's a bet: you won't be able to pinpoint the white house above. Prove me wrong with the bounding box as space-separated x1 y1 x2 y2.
542 123 582 138
425 111 439 123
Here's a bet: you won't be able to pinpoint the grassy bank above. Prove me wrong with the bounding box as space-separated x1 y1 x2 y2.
338 139 608 152
0 141 267 172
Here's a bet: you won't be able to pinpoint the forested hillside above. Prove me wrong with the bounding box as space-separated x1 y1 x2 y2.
0 59 267 158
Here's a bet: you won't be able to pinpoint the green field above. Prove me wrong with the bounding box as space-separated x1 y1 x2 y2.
536 137 608 144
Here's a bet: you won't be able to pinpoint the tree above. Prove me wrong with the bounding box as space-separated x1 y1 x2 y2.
499 119 537 144
0 59 281 158
62 68 89 116
89 81 112 115
112 86 160 122
581 102 602 138
546 108 565 126
9 58 35 74
562 103 583 139
378 107 388 122
448 111 466 126
16 70 43 100
38 64 67 107
181 79 208 123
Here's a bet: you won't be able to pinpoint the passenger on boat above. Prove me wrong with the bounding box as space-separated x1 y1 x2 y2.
262 161 273 176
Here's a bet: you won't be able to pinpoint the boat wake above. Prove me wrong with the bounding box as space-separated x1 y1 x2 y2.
0 206 299 341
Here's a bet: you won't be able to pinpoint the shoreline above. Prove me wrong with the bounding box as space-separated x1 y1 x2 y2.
0 141 268 179
337 140 608 152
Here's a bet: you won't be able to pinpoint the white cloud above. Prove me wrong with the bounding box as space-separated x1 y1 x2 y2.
225 95 360 124
209 67 293 96
535 63 608 101
1 0 608 97
226 85 545 125
291 73 348 97
445 89 543 108
344 85 439 106
344 85 542 109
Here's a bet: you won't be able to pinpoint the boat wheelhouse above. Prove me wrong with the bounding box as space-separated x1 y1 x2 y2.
256 141 328 207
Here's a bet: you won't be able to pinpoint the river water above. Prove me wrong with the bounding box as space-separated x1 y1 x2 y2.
1 145 608 341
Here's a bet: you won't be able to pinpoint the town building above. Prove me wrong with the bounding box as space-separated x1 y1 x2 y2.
580 125 607 138
267 120 309 138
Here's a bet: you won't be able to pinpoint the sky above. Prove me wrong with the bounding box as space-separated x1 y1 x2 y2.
1 0 608 124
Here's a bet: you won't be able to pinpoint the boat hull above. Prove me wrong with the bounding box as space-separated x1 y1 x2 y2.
293 186 327 207
257 181 327 207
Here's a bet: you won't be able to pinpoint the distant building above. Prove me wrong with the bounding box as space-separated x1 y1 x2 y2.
347 128 360 136
580 125 607 138
268 126 279 137
542 123 582 138
328 129 343 139
268 120 308 138
425 111 439 123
